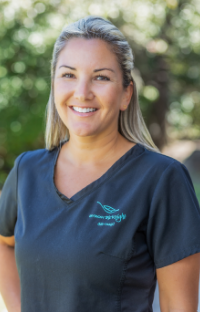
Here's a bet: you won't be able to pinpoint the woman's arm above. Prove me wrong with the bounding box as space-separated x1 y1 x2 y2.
156 253 200 312
0 235 21 312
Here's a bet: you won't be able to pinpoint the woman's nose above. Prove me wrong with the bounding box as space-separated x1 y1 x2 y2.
74 78 94 101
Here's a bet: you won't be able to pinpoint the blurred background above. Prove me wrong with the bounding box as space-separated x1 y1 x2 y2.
0 0 200 311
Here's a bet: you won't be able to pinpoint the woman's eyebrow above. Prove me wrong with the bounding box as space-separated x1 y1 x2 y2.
59 65 76 70
94 68 115 73
59 65 115 73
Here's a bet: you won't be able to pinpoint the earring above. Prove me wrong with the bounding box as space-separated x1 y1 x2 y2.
123 105 127 109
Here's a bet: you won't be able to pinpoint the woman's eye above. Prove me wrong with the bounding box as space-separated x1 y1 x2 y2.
96 75 110 81
63 73 74 78
61 73 109 81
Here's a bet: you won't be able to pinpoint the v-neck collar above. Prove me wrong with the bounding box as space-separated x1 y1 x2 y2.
52 140 145 206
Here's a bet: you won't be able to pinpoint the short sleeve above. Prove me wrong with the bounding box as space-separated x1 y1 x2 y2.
147 160 200 268
0 152 26 237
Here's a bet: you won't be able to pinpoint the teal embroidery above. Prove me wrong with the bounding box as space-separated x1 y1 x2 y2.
97 201 119 214
89 213 126 223
97 222 115 226
89 201 126 226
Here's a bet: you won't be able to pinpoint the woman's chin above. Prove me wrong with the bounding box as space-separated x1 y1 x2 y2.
69 127 99 138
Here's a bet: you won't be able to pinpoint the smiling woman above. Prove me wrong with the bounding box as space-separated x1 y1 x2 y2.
0 15 200 312
45 16 159 152
53 37 134 140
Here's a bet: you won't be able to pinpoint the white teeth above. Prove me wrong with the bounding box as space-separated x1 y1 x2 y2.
72 107 96 113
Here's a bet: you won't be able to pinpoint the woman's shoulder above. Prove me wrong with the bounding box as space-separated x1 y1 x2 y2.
139 143 186 174
15 146 58 170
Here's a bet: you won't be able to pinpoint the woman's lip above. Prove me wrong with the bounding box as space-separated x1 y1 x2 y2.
69 106 98 117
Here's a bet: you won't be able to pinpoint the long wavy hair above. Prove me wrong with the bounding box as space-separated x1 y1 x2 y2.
45 15 160 153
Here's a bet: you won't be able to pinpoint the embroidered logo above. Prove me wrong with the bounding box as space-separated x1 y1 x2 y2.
89 201 126 226
96 201 119 214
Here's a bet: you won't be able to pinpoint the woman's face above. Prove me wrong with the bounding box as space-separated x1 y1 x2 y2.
54 37 133 139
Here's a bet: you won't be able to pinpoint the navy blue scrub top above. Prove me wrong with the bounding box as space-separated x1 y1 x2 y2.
0 141 200 312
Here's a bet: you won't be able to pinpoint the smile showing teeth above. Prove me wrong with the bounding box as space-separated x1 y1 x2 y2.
72 107 97 113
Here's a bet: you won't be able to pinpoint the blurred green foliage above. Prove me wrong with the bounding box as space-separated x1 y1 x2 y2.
0 0 200 187
194 184 200 203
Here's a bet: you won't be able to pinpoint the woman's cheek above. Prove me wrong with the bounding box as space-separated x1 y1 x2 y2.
54 82 72 106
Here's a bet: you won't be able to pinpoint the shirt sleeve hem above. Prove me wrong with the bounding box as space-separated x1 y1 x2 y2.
155 246 200 268
0 229 14 237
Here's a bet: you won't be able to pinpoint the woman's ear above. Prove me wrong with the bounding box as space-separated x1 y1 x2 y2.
120 81 134 111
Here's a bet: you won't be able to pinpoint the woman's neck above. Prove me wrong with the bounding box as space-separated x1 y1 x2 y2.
61 132 127 167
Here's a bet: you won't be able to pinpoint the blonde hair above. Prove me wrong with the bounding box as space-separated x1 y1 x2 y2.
45 15 160 153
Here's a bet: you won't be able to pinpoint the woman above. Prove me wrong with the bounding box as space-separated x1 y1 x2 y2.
0 15 200 312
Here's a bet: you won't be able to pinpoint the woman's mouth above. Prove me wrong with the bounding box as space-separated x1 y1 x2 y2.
69 106 98 117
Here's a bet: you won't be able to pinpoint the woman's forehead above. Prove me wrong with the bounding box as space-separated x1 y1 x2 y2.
56 37 120 70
